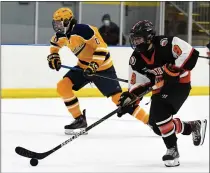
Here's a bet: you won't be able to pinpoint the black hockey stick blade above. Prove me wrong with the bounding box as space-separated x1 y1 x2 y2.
15 146 51 160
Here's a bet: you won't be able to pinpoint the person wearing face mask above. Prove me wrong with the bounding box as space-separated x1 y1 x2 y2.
99 14 126 45
47 8 149 135
117 20 207 167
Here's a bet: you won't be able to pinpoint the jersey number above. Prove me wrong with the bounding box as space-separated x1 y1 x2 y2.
173 45 182 57
95 38 100 44
130 72 136 85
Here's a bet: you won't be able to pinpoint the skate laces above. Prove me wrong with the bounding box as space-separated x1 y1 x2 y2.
71 116 83 125
71 119 78 124
166 147 176 156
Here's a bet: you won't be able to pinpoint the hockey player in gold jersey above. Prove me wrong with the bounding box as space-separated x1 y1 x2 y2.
47 8 149 134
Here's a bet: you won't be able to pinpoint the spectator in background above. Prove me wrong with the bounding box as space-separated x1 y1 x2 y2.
99 14 126 46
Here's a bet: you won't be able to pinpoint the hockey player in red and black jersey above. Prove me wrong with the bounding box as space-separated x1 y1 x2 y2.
117 20 207 167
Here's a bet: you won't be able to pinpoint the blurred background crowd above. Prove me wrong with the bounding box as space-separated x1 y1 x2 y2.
1 1 210 46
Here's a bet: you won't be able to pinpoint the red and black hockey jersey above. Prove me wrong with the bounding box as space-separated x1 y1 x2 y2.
128 36 199 95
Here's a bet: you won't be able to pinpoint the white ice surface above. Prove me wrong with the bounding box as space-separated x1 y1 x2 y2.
1 96 209 172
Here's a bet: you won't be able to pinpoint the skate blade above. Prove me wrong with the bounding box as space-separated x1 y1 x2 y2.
65 128 88 135
199 119 207 146
164 158 180 167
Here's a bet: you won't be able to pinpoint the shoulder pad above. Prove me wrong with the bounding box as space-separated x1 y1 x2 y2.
154 36 173 47
129 51 139 69
129 55 137 66
72 24 94 40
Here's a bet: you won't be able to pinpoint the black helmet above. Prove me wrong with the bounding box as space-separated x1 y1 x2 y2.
129 20 156 52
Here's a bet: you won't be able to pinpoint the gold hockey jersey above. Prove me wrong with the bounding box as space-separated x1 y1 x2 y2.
50 24 113 71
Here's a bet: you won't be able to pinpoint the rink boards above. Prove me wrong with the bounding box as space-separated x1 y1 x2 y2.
1 45 209 98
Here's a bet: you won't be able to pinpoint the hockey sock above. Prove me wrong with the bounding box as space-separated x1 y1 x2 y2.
132 105 149 124
57 77 82 118
173 118 192 135
111 93 149 124
157 116 177 148
111 92 122 105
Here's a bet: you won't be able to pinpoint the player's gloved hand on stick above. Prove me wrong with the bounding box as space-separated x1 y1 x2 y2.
84 61 99 78
117 91 139 117
161 64 181 95
163 64 180 84
47 53 61 71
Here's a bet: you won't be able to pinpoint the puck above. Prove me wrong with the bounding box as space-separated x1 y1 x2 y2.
30 158 38 166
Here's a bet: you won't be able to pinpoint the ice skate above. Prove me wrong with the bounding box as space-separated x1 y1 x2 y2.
190 119 207 146
64 110 88 135
162 145 180 167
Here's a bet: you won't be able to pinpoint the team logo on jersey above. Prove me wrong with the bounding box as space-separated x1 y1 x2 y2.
72 43 86 55
130 56 136 65
160 38 168 47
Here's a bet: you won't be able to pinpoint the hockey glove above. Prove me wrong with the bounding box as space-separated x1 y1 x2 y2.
163 64 180 84
117 91 139 117
161 64 180 95
84 61 99 78
47 53 61 71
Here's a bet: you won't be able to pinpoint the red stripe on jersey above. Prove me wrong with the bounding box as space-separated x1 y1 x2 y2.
140 50 155 65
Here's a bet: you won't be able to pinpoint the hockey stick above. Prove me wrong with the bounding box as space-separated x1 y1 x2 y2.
199 55 210 59
61 64 128 83
15 81 163 161
61 55 209 83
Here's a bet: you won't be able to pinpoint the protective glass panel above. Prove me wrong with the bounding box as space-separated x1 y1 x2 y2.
192 1 210 46
123 2 160 46
1 2 35 44
81 2 121 46
165 2 188 42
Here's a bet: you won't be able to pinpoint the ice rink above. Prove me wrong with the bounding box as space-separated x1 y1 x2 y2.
2 96 209 172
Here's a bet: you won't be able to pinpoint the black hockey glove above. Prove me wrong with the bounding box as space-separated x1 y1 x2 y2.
161 64 181 95
163 64 180 84
117 91 139 118
47 53 61 71
84 61 99 78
